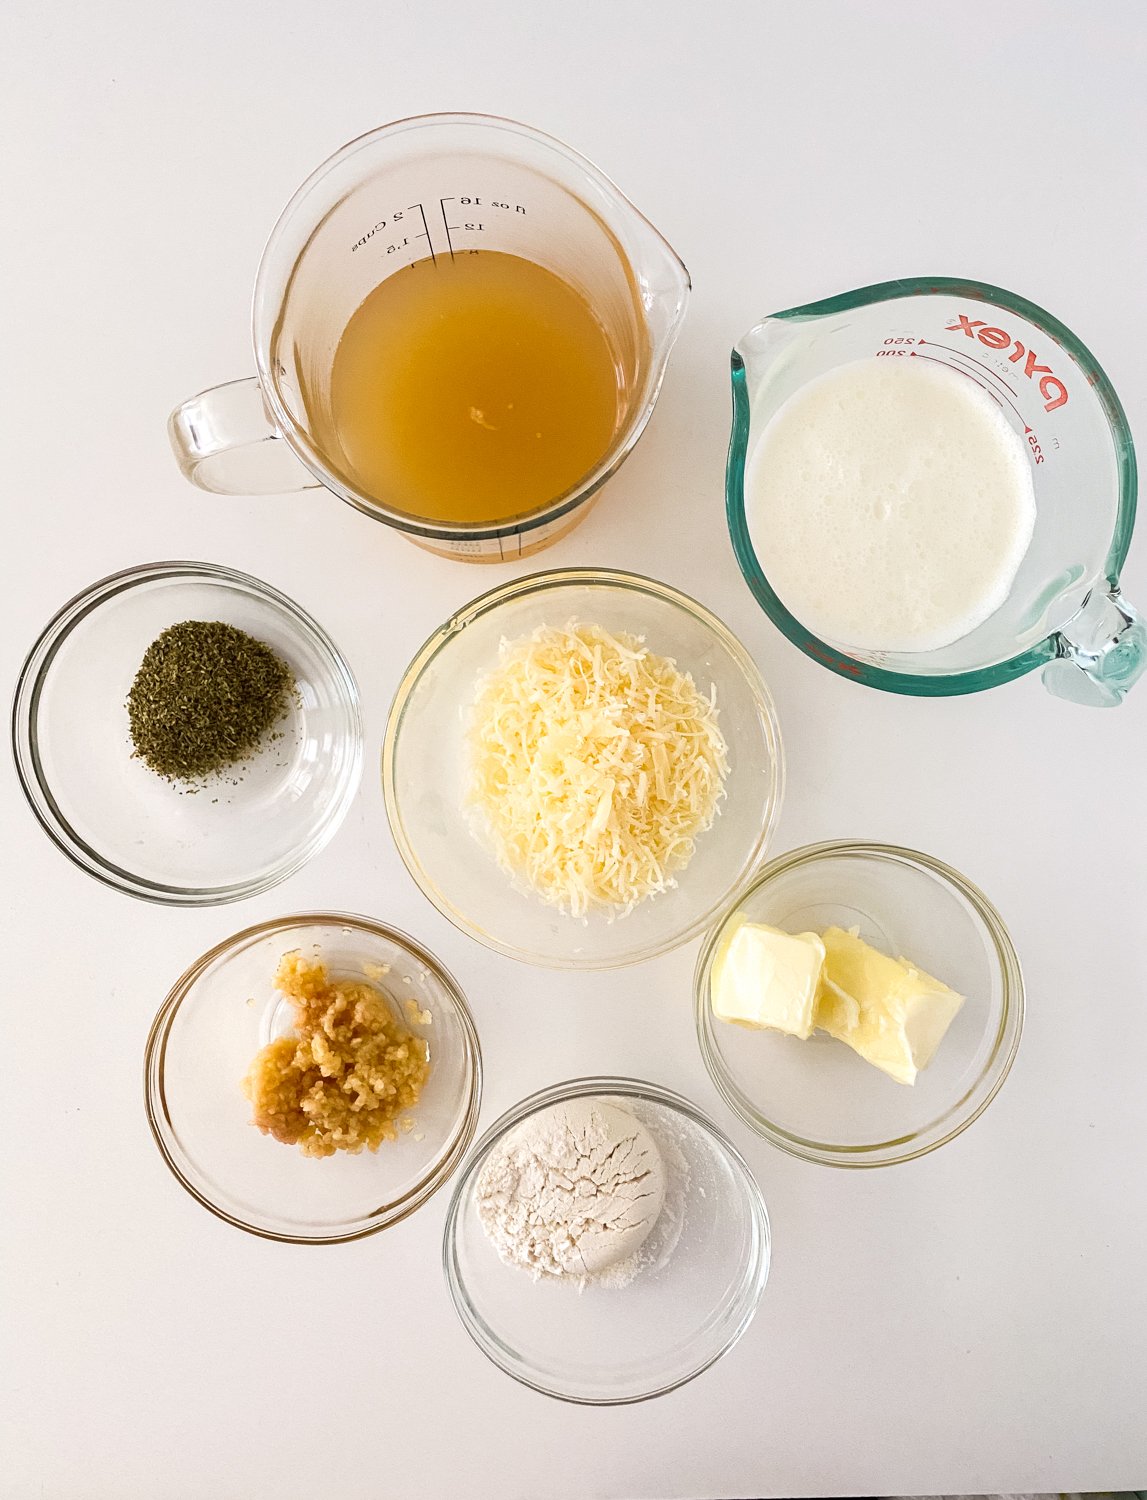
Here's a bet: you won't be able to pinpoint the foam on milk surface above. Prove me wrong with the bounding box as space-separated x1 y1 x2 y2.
745 357 1037 654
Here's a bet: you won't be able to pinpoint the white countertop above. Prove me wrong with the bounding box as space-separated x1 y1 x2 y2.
3 1 1146 1495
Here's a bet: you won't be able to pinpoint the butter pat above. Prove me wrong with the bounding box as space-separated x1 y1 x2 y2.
711 919 826 1039
817 926 964 1085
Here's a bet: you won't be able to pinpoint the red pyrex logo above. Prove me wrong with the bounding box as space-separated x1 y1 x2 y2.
946 315 1069 411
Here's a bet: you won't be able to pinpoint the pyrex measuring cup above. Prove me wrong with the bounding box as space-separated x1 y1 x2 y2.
169 113 689 562
727 278 1145 705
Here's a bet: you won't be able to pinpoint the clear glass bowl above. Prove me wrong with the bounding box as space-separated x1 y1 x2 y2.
144 913 482 1243
443 1077 770 1404
12 561 363 904
382 569 785 968
695 841 1024 1167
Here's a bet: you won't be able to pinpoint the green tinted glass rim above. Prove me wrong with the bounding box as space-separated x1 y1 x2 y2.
725 277 1138 696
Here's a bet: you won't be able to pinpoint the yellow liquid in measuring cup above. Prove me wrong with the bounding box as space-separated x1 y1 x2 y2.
321 251 627 525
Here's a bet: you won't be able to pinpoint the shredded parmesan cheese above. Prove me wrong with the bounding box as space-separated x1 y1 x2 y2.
466 622 729 916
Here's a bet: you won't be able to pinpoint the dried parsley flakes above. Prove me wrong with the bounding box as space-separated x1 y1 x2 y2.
127 620 294 781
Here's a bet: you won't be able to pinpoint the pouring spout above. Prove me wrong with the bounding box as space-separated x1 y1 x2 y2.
630 228 689 345
1043 586 1147 706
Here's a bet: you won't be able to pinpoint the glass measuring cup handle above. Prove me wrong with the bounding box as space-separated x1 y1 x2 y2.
1043 586 1147 707
168 378 321 495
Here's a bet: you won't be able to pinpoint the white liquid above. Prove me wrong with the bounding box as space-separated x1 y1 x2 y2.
745 357 1037 653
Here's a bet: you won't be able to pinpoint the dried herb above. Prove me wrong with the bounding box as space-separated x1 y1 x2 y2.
127 620 294 781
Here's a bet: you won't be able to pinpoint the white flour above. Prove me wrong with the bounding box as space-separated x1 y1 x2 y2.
476 1097 668 1288
609 1097 689 1286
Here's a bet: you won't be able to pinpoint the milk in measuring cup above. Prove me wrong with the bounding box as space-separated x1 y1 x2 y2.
745 358 1036 653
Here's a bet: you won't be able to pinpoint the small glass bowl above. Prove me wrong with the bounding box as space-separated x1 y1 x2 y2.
12 561 362 905
443 1077 770 1405
144 913 482 1243
383 569 784 968
695 841 1024 1167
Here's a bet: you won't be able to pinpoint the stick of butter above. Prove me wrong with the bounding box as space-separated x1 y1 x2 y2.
710 919 826 1039
817 925 965 1086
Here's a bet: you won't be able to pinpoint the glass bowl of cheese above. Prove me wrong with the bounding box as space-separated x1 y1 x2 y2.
383 569 784 968
694 841 1024 1166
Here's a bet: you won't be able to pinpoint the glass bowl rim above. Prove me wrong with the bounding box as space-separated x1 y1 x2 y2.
441 1073 771 1405
381 566 786 969
725 275 1138 696
693 839 1025 1168
11 559 364 906
143 910 483 1244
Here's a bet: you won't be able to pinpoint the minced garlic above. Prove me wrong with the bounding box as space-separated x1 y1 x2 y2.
243 952 430 1158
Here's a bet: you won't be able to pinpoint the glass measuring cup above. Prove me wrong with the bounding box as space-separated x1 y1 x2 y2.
727 278 1144 705
169 113 690 562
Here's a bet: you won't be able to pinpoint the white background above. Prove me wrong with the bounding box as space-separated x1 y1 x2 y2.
3 2 1146 1496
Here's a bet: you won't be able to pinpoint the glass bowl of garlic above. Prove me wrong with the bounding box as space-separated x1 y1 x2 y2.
145 912 482 1242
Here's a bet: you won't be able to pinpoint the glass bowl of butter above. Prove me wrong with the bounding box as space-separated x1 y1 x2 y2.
694 841 1024 1167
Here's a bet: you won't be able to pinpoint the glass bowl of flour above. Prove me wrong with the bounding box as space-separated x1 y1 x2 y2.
442 1076 770 1403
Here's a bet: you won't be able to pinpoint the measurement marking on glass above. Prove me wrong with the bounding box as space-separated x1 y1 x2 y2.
408 204 437 267
912 348 1031 432
912 351 1002 407
927 340 1018 393
439 197 457 262
945 348 1030 429
941 343 1019 396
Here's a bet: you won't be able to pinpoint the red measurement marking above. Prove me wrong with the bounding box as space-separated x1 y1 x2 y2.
806 640 862 676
